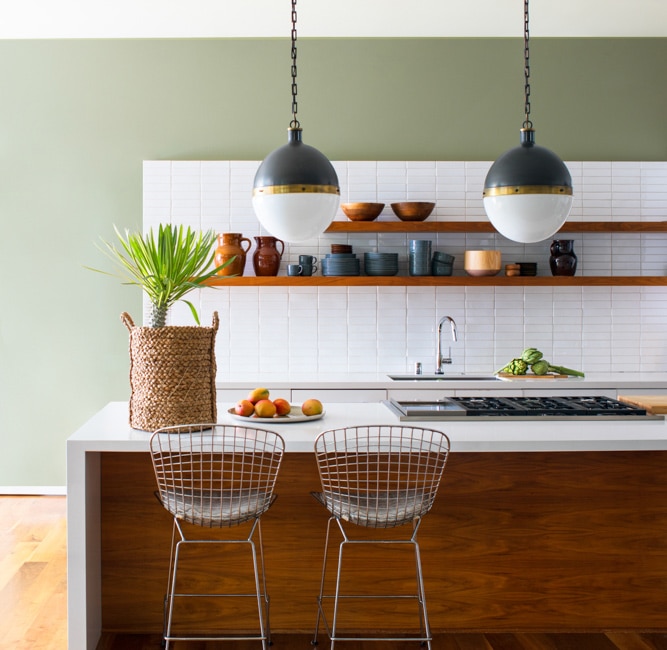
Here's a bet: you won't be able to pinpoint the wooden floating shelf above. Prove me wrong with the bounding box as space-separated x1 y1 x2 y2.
205 276 667 287
324 221 667 234
204 220 667 288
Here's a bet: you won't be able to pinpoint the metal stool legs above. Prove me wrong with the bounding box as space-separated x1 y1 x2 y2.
312 516 432 649
162 517 272 649
311 425 449 648
150 424 284 649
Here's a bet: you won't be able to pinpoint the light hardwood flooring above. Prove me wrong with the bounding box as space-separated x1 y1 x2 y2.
2 496 667 650
1 496 67 650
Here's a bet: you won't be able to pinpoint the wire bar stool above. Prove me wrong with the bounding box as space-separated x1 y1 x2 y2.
311 424 450 649
150 423 285 650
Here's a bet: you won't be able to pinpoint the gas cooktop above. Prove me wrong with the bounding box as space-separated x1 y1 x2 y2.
383 395 665 421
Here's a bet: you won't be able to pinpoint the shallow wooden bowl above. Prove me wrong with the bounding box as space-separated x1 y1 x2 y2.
464 250 502 277
341 202 385 221
390 202 435 222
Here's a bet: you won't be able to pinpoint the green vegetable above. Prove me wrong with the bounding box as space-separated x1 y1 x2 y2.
497 347 585 377
545 362 585 378
530 359 585 377
497 358 528 375
521 347 544 364
531 360 550 375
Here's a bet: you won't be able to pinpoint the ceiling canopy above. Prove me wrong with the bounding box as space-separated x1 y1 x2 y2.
1 0 665 39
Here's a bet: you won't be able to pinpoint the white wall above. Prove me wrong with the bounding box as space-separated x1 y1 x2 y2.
144 160 667 377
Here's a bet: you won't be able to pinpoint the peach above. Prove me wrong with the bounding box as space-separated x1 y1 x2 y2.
254 399 277 418
301 398 323 416
234 399 254 417
273 398 291 416
247 387 270 404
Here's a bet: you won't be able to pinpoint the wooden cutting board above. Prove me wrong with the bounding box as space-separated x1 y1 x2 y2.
498 372 571 380
617 395 667 414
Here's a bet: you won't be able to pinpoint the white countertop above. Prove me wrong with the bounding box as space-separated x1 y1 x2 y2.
67 401 667 453
215 372 667 391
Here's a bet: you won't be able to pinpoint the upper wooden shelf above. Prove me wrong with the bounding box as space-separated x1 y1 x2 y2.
206 276 667 287
324 221 667 233
204 220 667 288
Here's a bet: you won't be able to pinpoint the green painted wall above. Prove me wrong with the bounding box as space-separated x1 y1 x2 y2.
0 38 664 488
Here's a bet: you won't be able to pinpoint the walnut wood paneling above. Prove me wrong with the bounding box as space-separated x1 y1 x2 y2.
100 451 667 634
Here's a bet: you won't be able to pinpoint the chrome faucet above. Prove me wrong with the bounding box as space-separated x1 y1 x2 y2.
435 316 458 374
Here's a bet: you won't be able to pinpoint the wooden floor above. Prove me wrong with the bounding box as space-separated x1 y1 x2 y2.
2 496 667 650
95 632 667 649
0 495 67 650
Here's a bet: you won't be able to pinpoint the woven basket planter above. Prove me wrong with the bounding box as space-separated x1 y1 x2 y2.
121 311 219 431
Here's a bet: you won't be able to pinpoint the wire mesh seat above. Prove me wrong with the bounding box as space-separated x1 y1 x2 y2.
150 423 285 650
311 424 450 649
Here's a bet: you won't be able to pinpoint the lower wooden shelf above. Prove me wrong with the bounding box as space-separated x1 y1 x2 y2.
205 275 667 287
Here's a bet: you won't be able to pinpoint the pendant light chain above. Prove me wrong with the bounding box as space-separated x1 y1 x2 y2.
523 0 532 129
290 0 300 129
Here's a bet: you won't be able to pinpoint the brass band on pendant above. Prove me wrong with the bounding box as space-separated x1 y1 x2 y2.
483 185 573 198
253 184 341 196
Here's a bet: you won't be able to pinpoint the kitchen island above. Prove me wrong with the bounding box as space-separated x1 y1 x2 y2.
67 400 667 649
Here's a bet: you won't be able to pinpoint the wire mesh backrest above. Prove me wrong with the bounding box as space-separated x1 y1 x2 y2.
150 424 285 528
314 425 450 528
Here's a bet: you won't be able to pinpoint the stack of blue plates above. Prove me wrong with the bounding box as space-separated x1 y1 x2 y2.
364 252 399 276
431 251 455 276
322 253 361 276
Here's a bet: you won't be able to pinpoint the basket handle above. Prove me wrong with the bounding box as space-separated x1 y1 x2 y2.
120 312 135 331
211 311 219 331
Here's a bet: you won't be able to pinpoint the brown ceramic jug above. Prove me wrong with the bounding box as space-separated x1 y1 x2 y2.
215 233 252 277
253 236 285 276
549 239 577 276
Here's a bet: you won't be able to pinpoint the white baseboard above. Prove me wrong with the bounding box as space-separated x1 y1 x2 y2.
0 486 67 496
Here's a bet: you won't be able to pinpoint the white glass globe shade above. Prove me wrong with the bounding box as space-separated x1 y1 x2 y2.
483 193 573 243
252 192 340 243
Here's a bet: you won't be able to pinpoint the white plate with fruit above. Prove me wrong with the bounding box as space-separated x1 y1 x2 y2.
228 388 325 424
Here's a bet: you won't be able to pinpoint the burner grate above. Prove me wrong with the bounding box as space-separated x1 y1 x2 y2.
450 395 647 417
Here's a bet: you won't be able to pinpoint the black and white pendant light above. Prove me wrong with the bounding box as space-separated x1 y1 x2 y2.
252 0 340 243
483 0 573 243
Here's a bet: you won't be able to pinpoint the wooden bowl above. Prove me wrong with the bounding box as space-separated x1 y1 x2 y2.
464 250 502 277
340 202 385 222
390 202 435 222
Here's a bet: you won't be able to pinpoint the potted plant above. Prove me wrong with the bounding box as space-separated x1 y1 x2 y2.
90 223 233 431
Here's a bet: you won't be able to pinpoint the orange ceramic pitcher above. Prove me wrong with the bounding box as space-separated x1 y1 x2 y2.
215 233 252 277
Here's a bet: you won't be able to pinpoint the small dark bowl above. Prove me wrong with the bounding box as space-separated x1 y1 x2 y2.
341 202 385 222
390 202 435 222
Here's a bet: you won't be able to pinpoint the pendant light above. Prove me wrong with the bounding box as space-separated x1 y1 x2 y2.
252 0 340 243
483 0 573 244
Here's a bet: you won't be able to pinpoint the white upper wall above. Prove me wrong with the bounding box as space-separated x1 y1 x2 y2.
1 0 665 39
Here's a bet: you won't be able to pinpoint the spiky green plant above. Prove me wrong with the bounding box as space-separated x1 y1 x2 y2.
88 224 231 327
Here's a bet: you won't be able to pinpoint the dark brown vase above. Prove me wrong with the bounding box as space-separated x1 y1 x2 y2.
215 233 252 277
549 239 577 276
252 236 285 276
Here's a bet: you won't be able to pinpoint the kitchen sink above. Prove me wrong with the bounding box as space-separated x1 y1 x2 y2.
388 374 500 381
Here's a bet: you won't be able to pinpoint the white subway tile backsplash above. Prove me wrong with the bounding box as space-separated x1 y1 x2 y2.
144 159 667 376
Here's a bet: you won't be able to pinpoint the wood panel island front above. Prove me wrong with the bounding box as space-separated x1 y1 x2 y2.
67 401 667 650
